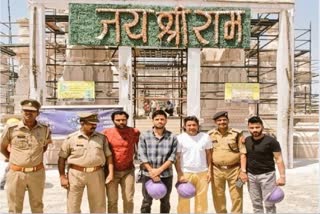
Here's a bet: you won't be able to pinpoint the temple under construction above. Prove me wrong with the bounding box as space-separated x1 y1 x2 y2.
0 0 318 167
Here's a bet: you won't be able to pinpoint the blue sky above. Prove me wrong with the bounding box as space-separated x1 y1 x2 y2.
294 0 319 61
0 0 319 60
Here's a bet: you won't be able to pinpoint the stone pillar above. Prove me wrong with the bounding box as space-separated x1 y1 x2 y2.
28 3 46 104
118 46 133 126
13 19 30 113
187 48 201 118
248 104 257 116
276 9 294 169
37 4 47 105
29 5 37 100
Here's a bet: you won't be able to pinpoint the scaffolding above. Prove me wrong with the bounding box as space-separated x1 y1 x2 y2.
0 6 318 128
245 13 279 114
132 48 187 128
294 24 319 114
0 45 17 114
44 9 120 106
43 8 188 127
199 13 319 131
0 0 18 114
199 13 280 130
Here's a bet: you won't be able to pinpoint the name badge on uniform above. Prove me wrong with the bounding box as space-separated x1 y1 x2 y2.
17 135 26 139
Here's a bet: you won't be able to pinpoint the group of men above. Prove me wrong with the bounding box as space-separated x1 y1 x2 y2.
0 99 286 213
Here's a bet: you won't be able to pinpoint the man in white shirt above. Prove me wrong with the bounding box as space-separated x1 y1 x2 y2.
175 116 212 213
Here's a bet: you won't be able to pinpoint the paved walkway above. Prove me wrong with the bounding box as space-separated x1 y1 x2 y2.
0 159 319 213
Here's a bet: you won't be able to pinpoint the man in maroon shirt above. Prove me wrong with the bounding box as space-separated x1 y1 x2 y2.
103 110 140 213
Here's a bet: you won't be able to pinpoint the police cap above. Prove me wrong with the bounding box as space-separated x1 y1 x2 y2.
78 112 99 124
213 111 228 120
20 99 41 111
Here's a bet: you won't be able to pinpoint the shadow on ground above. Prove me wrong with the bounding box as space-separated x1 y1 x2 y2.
293 159 319 168
44 182 54 189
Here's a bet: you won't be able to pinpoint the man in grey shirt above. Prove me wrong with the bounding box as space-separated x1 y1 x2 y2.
138 110 178 213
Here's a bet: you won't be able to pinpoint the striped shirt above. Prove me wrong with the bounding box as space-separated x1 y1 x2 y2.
138 129 178 178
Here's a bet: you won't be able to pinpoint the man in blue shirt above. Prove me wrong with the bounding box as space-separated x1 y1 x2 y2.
138 110 178 213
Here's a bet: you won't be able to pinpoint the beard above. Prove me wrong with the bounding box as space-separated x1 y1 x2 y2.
154 124 165 129
115 124 126 129
186 129 198 135
251 130 263 137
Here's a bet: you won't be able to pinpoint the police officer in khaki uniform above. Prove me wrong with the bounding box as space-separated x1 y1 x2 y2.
208 111 248 213
58 112 114 213
0 99 52 213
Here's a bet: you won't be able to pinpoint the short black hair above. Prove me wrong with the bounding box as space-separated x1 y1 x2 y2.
183 116 199 126
111 110 129 121
152 110 167 119
248 116 263 125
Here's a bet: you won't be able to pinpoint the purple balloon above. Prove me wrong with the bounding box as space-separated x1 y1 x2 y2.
145 180 167 200
265 186 285 203
175 182 196 199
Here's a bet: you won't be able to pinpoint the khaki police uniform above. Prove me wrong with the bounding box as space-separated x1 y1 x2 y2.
59 129 112 213
209 128 246 214
0 120 51 213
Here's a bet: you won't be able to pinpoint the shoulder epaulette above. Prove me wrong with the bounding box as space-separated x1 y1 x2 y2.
231 128 242 134
38 122 49 128
207 129 216 135
7 123 19 129
66 131 78 139
95 132 105 137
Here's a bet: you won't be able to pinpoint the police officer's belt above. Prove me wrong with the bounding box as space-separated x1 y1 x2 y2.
10 162 44 173
213 162 240 170
69 164 102 173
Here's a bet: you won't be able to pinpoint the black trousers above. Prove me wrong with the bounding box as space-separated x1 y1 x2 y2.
140 175 173 213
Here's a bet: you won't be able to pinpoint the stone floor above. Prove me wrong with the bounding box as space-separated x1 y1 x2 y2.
0 159 319 213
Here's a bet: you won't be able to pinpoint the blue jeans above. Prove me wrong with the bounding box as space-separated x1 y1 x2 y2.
140 175 173 213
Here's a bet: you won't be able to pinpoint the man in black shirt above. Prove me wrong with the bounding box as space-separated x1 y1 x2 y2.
245 116 286 213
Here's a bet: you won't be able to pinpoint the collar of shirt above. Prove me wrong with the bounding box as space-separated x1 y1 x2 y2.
17 120 42 130
152 128 170 140
251 135 265 144
78 130 99 139
116 126 132 133
214 128 232 136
